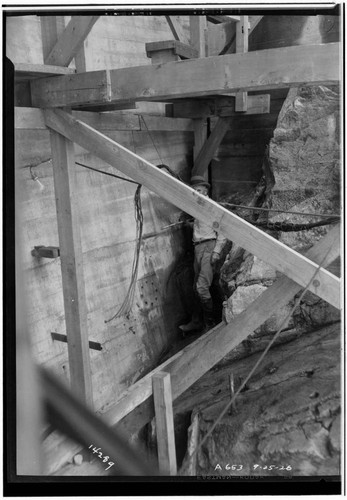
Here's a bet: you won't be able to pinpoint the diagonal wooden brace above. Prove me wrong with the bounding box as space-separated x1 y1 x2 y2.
43 109 340 309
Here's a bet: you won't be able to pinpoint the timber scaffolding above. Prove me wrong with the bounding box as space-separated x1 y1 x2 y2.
14 14 341 475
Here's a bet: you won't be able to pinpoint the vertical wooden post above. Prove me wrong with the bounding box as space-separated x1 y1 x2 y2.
50 132 93 406
192 119 208 182
152 372 177 475
40 16 66 60
190 15 207 57
41 16 93 406
235 16 249 112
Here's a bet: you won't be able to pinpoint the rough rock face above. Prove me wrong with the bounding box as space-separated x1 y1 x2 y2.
178 323 341 476
221 85 340 334
270 85 340 252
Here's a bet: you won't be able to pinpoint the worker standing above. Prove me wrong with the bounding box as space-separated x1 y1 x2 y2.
179 175 226 335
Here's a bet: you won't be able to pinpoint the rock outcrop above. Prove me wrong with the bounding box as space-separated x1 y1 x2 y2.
220 84 340 335
178 323 341 476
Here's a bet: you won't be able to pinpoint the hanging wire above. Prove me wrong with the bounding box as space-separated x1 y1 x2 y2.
105 183 143 323
75 162 139 185
180 239 337 473
75 160 143 323
104 130 144 322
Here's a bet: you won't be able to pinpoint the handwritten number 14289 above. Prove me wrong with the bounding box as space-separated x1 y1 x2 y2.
89 445 115 471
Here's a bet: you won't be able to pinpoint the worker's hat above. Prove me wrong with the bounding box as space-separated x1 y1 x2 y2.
190 175 210 190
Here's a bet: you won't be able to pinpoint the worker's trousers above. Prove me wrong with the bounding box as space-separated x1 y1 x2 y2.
194 240 215 303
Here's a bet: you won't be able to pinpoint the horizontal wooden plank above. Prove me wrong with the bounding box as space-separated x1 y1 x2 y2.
172 94 270 118
30 43 340 108
31 70 111 108
44 109 341 309
146 40 198 59
15 107 194 132
103 225 340 431
14 62 75 82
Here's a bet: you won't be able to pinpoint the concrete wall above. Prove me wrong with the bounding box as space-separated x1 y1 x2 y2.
9 14 194 415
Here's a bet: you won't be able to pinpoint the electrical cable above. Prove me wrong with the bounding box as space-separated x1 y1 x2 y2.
75 160 143 323
105 183 143 323
180 240 336 472
75 161 140 185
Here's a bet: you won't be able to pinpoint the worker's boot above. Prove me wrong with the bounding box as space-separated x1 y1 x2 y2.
201 299 216 333
179 314 204 336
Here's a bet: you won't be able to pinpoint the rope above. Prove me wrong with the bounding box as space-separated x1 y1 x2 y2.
180 239 336 473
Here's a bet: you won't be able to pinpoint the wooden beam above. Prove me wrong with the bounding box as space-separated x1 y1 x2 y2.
31 43 340 108
149 49 178 64
43 109 341 309
14 63 75 82
190 16 207 57
152 373 177 476
192 117 230 177
50 131 93 406
165 16 189 45
172 94 270 118
236 15 249 53
146 40 198 60
40 16 93 407
15 107 194 132
50 132 93 406
225 15 263 55
40 15 66 61
45 16 99 67
101 225 340 432
235 16 248 112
